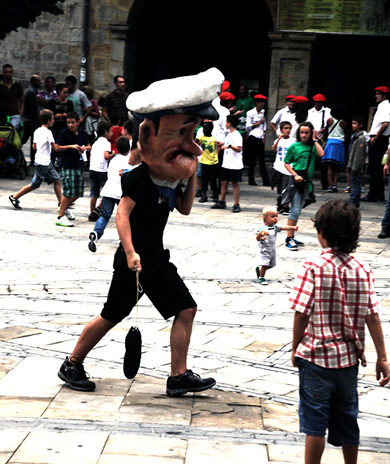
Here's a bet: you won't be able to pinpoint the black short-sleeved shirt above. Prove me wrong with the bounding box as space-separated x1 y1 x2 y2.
57 127 89 169
114 162 182 272
47 99 74 137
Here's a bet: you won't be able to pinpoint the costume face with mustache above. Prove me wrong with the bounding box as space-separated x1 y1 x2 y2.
139 114 202 183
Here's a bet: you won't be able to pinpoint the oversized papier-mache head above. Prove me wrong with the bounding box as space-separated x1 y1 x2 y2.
126 67 224 120
126 68 225 183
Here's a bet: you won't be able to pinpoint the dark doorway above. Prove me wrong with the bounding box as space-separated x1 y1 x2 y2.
309 34 390 126
125 0 274 97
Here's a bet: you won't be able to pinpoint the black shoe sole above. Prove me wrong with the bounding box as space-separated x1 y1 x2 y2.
88 232 97 252
166 379 216 397
57 370 95 392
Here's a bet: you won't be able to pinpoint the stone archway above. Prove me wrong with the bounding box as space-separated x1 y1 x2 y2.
123 0 275 96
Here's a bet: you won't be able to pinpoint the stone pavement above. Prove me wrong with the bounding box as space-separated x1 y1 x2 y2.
0 161 389 464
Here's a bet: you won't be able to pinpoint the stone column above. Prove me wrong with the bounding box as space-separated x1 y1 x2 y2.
265 31 316 150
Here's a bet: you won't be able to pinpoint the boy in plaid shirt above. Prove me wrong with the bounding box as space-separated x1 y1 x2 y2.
290 199 389 464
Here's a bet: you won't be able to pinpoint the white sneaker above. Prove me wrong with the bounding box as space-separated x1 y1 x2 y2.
88 231 98 252
65 208 75 220
55 216 74 227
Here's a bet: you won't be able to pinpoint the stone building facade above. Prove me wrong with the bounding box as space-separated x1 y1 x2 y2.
0 0 136 95
1 0 388 143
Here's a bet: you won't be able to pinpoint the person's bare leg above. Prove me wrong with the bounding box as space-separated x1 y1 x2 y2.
287 218 298 238
219 180 228 202
305 435 325 464
90 196 97 214
69 315 116 364
53 180 62 203
13 184 37 199
342 444 358 464
170 307 197 376
59 195 78 217
232 181 240 204
259 265 269 278
327 164 333 188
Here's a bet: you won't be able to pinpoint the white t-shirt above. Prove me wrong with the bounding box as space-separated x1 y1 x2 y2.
246 107 266 139
273 136 295 175
369 99 390 136
222 130 243 170
307 106 331 132
89 136 111 172
101 154 137 200
271 106 295 135
33 126 54 166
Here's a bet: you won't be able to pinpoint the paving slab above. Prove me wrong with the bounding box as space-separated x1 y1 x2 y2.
0 155 389 462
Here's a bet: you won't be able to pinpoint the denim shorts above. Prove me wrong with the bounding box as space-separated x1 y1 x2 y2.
296 357 359 446
89 170 108 198
31 162 60 188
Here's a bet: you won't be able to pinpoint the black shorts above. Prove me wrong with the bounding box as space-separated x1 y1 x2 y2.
220 167 242 182
101 258 197 323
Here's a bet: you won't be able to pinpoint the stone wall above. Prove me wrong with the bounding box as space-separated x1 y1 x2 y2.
0 0 134 96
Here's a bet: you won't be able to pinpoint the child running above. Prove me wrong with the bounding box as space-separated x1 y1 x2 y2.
88 136 138 252
291 199 389 464
9 109 67 219
256 206 298 285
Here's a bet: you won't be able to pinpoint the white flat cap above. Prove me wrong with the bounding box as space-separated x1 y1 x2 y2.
127 67 225 120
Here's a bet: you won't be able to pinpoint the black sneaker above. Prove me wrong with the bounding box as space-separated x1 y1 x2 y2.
9 195 22 209
210 201 226 209
199 195 208 203
88 211 99 221
232 204 241 213
166 369 216 397
58 357 96 391
378 227 390 239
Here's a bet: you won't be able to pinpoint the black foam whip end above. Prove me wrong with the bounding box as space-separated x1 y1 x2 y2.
123 326 142 379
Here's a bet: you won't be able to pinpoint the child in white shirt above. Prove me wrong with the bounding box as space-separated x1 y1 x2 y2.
9 109 63 214
88 120 116 221
88 136 138 252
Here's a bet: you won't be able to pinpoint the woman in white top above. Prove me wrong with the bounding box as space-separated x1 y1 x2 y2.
321 104 349 192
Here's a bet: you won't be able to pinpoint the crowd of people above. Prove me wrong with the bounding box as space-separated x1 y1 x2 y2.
1 64 134 233
193 81 390 243
2 64 390 241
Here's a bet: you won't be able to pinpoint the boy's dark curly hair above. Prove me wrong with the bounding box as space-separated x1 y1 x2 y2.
313 200 361 253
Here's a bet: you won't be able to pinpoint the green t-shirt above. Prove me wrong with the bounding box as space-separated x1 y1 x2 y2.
284 142 317 184
235 96 255 132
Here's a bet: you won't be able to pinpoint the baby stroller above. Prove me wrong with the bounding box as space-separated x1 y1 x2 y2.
0 122 28 179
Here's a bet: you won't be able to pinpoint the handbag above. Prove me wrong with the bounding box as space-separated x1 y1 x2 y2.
123 270 142 379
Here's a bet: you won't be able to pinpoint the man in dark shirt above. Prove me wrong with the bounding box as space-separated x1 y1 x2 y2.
102 75 129 124
58 68 224 397
22 74 42 165
0 64 24 128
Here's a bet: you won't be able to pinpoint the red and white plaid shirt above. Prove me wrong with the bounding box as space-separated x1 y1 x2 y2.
290 248 379 369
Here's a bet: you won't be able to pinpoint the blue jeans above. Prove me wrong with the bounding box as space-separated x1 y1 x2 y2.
289 189 306 221
94 197 119 239
382 173 390 228
349 171 361 208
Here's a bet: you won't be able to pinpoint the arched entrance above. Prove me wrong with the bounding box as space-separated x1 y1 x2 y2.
124 0 274 96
